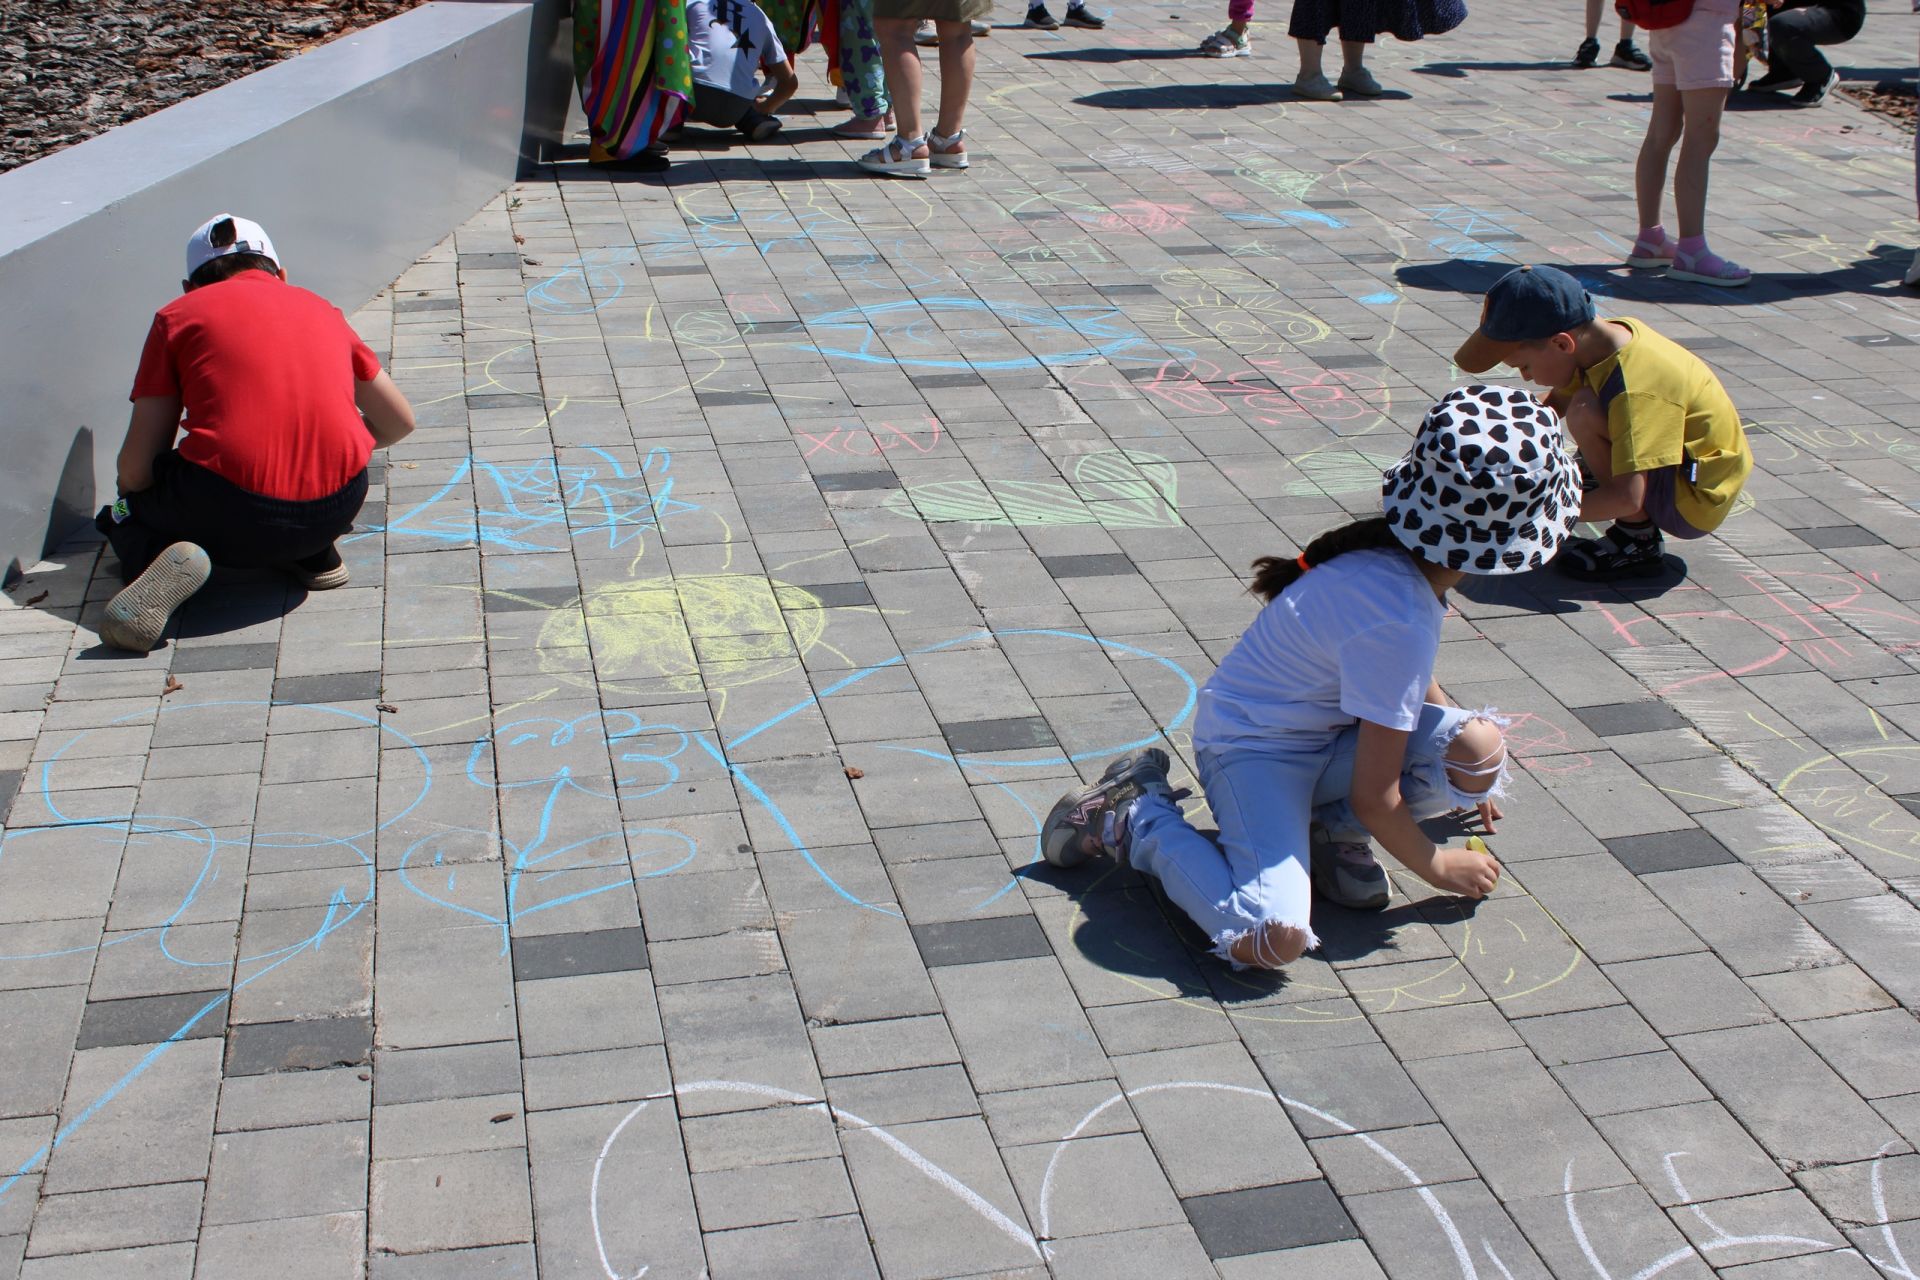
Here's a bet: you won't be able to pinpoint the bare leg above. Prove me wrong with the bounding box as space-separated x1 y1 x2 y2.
1634 81 1685 233
1584 0 1603 41
1672 85 1728 241
932 20 975 138
876 17 929 145
1339 38 1366 73
1296 35 1324 78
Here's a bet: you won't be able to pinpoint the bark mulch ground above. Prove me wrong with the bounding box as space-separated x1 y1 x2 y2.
0 0 430 174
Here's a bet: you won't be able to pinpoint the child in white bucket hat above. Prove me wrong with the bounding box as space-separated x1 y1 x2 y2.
1039 386 1582 971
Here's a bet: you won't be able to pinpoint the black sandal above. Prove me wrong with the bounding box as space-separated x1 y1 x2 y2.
1556 525 1668 581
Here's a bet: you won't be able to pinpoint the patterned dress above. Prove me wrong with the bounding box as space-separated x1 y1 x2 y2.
823 0 889 119
759 0 822 54
574 0 695 159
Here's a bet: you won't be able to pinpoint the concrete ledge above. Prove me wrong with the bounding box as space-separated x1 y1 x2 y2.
0 1 537 579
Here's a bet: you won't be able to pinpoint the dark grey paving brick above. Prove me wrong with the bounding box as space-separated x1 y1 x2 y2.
912 372 986 388
1572 701 1688 737
792 581 873 608
225 1014 374 1076
509 926 649 982
813 471 901 493
1794 525 1886 550
940 716 1058 754
1181 1180 1358 1258
695 391 773 407
75 990 227 1050
0 769 18 825
272 672 383 705
911 915 1051 968
1606 829 1737 875
465 393 534 410
393 296 459 313
459 252 522 270
171 643 281 674
1041 554 1140 580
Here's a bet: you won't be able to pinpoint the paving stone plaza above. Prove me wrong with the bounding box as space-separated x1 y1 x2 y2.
4 1 1920 1274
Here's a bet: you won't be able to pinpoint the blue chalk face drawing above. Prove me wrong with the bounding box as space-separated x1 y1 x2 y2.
1421 204 1522 263
363 447 699 554
396 711 699 952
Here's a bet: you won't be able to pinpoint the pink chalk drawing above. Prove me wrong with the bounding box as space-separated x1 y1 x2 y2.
1078 200 1196 235
1602 566 1920 695
1502 710 1596 773
797 417 945 458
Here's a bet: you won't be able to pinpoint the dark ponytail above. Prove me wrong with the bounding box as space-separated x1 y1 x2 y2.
1249 515 1414 603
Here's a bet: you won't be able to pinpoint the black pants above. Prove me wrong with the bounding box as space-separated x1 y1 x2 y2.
1767 1 1865 87
688 83 776 136
97 452 367 581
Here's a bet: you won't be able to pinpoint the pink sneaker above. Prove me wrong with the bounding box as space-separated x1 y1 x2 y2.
1669 245 1751 288
1625 229 1675 269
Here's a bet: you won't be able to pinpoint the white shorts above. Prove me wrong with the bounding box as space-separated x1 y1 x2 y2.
1648 0 1738 91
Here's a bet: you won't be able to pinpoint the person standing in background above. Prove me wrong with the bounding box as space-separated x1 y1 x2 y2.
1573 0 1652 69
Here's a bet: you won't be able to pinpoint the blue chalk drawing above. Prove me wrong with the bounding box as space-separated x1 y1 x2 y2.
800 297 1189 371
1224 209 1348 230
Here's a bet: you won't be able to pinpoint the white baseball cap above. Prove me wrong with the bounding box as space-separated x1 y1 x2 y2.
185 213 280 278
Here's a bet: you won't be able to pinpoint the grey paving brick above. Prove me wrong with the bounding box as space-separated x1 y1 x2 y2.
193 1213 366 1280
372 1041 521 1106
204 1121 368 1225
15 1243 195 1278
700 1214 880 1280
841 1114 1039 1279
1604 952 1774 1037
654 974 818 1114
1595 1102 1792 1206
1550 1050 1713 1118
521 1045 668 1113
524 1099 704 1278
23 1181 203 1257
225 1014 372 1076
366 1244 536 1279
1043 1226 1215 1279
516 970 662 1059
43 1038 221 1194
216 1067 369 1133
369 1148 532 1256
1405 1048 1630 1201
691 1155 859 1231
1343 1179 1551 1279
1668 1189 1847 1267
931 958 1108 1094
1508 1184 1713 1280
1669 1023 1902 1165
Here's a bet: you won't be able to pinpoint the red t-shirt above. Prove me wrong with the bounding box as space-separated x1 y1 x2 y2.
130 272 380 501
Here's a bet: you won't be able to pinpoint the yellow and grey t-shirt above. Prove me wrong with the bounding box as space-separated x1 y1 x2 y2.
1560 318 1751 532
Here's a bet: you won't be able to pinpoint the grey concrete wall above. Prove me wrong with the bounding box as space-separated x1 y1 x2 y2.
0 2 537 581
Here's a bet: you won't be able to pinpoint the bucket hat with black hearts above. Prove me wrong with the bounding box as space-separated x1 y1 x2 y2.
1381 385 1582 576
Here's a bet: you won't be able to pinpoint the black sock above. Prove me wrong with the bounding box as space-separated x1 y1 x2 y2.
1616 518 1659 543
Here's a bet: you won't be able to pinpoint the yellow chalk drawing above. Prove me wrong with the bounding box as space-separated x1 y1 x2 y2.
882 450 1180 529
1232 164 1321 203
537 575 829 699
1280 449 1404 497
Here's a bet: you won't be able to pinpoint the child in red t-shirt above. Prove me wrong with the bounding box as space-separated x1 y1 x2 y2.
97 214 416 652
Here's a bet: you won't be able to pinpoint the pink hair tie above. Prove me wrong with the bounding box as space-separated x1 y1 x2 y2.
1296 553 1312 572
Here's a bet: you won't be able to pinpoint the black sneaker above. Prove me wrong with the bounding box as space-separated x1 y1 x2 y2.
1746 65 1803 93
1610 39 1651 70
288 544 350 591
1040 749 1187 868
1556 524 1667 581
1790 70 1839 107
1310 828 1391 911
1026 4 1061 28
1572 36 1600 68
1062 2 1104 27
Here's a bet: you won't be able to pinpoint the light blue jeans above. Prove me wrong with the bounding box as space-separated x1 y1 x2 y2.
1128 703 1501 965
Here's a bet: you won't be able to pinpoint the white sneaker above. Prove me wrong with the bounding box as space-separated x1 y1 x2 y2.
1337 64 1383 97
1293 71 1340 100
1904 248 1920 289
99 542 211 653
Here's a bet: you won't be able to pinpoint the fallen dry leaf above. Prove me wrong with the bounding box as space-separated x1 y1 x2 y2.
491 1112 515 1124
843 765 864 779
163 676 184 695
376 702 399 714
513 233 526 244
26 591 48 606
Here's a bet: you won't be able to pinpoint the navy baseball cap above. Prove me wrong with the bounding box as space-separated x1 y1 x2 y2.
1453 265 1596 374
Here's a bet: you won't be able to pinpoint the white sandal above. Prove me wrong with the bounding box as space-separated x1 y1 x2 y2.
928 128 969 169
857 135 930 178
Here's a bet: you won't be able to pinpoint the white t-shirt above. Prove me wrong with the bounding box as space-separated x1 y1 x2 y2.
1193 548 1443 753
687 0 787 100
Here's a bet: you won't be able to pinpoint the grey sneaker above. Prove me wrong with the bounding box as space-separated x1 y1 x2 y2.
99 542 212 653
1310 830 1391 910
1041 749 1184 868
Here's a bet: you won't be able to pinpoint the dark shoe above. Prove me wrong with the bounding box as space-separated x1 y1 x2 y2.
1572 36 1600 68
288 545 350 591
1610 39 1651 70
1026 4 1061 28
1556 524 1667 581
1310 829 1391 911
1062 3 1104 27
589 148 670 172
99 542 211 652
1746 65 1803 93
1040 749 1186 868
1789 70 1839 107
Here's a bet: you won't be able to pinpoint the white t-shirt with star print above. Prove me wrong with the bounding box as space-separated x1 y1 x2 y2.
687 0 787 100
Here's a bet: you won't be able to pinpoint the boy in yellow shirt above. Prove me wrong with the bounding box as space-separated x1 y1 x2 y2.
1454 264 1751 581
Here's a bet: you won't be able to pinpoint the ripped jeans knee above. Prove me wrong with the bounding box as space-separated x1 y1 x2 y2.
1219 918 1317 971
1438 709 1510 812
